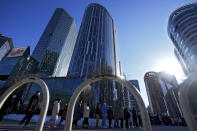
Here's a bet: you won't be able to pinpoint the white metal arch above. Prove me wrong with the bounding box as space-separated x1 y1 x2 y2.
0 75 50 131
65 74 152 131
179 73 197 131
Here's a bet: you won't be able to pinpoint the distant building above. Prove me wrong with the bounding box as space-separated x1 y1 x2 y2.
144 71 182 117
0 34 14 61
129 80 140 111
32 8 77 77
168 3 197 75
144 71 167 114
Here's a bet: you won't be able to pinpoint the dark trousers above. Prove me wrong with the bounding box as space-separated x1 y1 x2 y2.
120 118 124 128
125 118 129 128
73 120 78 126
108 118 112 128
20 111 34 126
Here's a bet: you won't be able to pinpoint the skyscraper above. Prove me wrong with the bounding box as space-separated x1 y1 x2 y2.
32 8 77 77
68 3 119 106
68 3 118 77
168 3 197 75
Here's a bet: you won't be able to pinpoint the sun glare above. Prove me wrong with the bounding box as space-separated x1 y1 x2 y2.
154 57 186 82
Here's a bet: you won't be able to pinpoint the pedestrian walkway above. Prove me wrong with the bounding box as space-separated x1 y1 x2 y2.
0 119 189 131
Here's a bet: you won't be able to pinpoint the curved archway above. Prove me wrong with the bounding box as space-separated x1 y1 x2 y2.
179 73 197 131
65 74 152 131
0 75 50 131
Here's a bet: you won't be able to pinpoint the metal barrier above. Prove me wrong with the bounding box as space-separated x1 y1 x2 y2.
179 73 197 131
64 75 152 131
0 75 50 131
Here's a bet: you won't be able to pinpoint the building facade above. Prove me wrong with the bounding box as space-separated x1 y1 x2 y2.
144 72 167 114
68 3 119 106
68 3 118 77
32 8 77 77
0 34 13 61
168 3 197 74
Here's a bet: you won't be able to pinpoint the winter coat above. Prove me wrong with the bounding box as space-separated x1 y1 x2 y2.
61 104 68 120
83 105 90 118
51 100 60 120
74 103 82 120
107 108 113 119
128 111 133 122
113 108 119 121
101 104 108 115
119 108 124 119
124 108 130 120
27 94 39 113
95 105 101 116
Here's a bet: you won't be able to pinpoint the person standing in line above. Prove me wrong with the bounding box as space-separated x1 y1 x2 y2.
46 98 61 128
73 99 83 128
95 102 101 127
107 106 113 128
113 106 119 128
132 108 137 127
124 108 130 128
119 106 124 128
19 91 40 126
101 103 108 128
128 109 133 128
83 102 90 129
59 102 68 126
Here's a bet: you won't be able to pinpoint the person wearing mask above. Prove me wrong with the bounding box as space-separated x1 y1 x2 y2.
124 108 130 128
95 102 101 127
19 91 40 126
46 98 61 128
83 102 90 129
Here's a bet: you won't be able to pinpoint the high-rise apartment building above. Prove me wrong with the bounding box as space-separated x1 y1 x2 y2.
168 3 197 75
68 3 118 77
32 8 77 77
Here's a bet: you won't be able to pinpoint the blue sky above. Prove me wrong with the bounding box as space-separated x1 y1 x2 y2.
0 0 196 106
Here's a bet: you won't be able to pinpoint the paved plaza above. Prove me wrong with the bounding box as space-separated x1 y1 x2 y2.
0 119 189 131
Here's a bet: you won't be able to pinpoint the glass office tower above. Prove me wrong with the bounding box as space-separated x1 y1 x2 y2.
0 35 13 61
168 3 197 74
68 3 118 77
32 8 77 77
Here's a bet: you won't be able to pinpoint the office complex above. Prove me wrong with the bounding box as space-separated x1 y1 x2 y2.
32 8 77 77
68 3 118 77
68 3 119 106
144 71 182 117
0 34 13 61
168 3 197 75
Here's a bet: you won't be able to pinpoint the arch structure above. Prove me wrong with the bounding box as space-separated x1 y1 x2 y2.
179 73 197 131
0 75 50 131
65 74 152 131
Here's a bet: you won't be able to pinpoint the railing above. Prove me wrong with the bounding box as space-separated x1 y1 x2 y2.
64 74 152 131
179 73 197 131
0 75 50 131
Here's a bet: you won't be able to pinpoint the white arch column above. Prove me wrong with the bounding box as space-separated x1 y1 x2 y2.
64 75 152 131
0 75 50 131
179 73 197 131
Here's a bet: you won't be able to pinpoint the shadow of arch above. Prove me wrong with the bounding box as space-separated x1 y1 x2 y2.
65 74 152 131
0 75 50 131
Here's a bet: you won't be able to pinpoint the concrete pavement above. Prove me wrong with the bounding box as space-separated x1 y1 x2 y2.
0 119 189 131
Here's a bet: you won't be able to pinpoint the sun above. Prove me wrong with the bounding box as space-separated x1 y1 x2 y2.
154 57 186 82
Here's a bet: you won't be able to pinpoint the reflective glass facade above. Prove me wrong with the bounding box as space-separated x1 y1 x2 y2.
25 77 83 111
68 3 118 77
32 8 77 77
0 35 13 61
168 3 197 74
